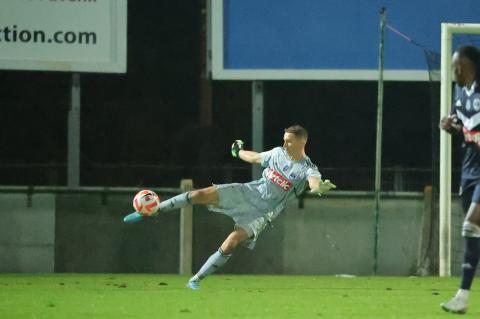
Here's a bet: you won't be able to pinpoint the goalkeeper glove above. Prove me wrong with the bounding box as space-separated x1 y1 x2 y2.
310 179 336 197
231 140 244 158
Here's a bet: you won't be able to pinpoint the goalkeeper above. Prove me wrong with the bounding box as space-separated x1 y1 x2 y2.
124 125 335 290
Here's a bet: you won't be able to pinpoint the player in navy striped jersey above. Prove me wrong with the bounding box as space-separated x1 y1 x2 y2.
124 125 335 289
440 45 480 314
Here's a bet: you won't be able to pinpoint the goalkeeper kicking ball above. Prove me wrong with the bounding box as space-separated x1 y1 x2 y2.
133 190 160 216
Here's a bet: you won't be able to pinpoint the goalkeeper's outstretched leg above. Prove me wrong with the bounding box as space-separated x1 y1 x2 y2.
123 186 219 223
187 227 249 290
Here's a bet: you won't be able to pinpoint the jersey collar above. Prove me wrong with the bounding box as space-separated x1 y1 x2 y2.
463 81 477 97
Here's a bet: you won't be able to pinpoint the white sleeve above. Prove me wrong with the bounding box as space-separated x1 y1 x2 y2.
260 148 276 167
306 165 322 179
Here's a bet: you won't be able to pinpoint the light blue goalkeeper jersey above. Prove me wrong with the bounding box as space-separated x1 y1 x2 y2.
242 147 321 217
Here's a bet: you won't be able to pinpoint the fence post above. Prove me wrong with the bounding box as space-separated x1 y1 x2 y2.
416 185 433 275
179 179 193 275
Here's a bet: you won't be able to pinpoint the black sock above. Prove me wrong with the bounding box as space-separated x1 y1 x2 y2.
461 237 480 290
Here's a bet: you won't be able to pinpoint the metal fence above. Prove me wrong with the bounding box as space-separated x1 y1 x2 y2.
0 163 459 192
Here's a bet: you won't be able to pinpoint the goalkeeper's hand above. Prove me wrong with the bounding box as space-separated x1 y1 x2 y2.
231 140 244 158
309 179 336 196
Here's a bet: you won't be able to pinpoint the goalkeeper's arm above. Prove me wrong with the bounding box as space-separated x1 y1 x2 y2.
238 150 262 164
308 176 336 196
231 140 261 164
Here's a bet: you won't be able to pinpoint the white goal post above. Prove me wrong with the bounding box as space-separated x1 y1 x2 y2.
440 23 480 277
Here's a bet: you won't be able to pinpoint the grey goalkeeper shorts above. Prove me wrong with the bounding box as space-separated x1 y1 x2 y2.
207 183 275 249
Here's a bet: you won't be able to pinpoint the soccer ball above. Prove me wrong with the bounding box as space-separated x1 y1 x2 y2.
133 190 160 216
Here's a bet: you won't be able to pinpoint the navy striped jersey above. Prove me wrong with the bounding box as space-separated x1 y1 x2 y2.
452 81 480 189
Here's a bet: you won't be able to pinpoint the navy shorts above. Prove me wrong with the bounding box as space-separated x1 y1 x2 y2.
461 182 480 213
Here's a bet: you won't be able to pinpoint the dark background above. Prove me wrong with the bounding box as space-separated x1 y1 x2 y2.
0 1 461 191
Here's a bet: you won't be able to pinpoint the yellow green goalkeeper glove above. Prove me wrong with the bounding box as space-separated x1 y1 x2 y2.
231 140 244 158
310 179 336 196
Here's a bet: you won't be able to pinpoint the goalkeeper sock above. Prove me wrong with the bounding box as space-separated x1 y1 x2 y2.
190 248 232 282
159 192 191 212
460 236 480 290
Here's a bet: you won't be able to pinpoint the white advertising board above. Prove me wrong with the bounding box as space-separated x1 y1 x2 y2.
0 0 127 73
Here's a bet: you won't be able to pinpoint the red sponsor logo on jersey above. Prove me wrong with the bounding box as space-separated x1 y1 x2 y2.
463 127 480 146
265 168 293 192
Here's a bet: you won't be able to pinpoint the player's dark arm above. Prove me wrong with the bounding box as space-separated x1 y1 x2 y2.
439 114 462 134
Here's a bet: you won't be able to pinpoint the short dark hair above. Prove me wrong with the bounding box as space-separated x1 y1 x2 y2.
457 45 480 67
284 125 308 140
456 45 480 89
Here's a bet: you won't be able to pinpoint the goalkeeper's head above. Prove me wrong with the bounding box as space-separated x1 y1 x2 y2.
452 45 480 89
283 125 308 160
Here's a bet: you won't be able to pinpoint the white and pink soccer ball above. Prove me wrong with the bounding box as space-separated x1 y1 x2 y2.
133 189 160 216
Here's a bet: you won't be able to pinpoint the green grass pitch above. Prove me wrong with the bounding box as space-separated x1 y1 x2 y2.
0 274 476 318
